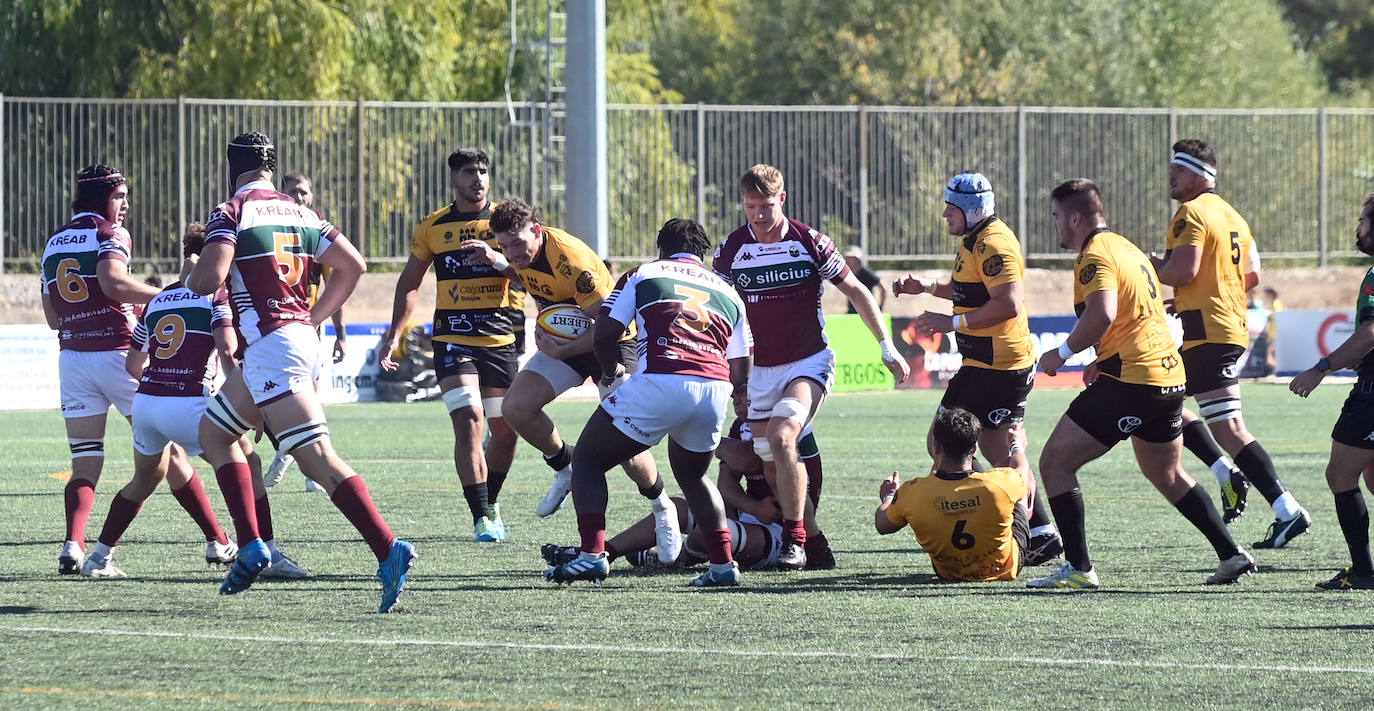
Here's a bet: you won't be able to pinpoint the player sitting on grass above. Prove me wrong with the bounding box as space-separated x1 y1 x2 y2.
873 408 1035 582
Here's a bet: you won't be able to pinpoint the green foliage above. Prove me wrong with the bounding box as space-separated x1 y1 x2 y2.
648 0 1332 108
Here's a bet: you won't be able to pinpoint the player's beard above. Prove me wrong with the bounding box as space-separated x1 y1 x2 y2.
1358 233 1374 256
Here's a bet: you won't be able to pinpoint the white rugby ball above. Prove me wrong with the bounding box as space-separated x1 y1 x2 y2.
536 304 593 343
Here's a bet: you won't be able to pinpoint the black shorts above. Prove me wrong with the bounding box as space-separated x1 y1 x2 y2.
1332 377 1374 450
1012 501 1029 573
433 341 520 389
940 365 1034 429
562 340 637 381
1182 343 1245 396
1066 376 1186 446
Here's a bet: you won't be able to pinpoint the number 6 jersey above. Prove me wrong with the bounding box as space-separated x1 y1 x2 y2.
204 180 340 345
132 283 234 397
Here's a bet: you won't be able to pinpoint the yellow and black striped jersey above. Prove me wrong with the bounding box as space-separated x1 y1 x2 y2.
412 204 514 348
1166 191 1252 350
1073 229 1185 388
951 219 1035 370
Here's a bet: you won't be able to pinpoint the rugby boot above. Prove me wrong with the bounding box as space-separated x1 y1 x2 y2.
1205 549 1256 585
1027 561 1099 590
378 539 417 613
1315 567 1374 590
1219 470 1250 525
1253 509 1311 549
689 561 741 587
545 551 610 585
219 538 271 595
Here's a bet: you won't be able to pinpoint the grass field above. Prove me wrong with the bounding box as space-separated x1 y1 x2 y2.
2 383 1373 709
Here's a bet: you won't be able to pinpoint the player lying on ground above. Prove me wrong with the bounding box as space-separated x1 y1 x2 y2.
542 384 832 573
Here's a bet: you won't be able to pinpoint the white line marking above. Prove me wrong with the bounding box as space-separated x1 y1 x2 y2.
0 624 1369 676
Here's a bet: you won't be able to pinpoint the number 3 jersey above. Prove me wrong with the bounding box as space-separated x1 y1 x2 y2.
885 468 1028 582
205 180 340 346
132 283 233 397
602 255 751 381
1166 191 1254 350
1074 230 1186 388
40 212 136 351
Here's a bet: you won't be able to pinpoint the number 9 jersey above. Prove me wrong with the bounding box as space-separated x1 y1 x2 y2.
132 283 234 397
1074 230 1186 388
204 180 340 346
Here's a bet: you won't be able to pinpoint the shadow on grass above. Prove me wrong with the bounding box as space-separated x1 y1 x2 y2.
1271 624 1374 631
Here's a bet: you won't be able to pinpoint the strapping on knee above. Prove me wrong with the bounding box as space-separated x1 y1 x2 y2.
481 396 503 419
205 393 253 438
276 420 330 454
442 385 481 414
68 437 103 459
1199 396 1242 424
772 397 810 425
752 437 775 462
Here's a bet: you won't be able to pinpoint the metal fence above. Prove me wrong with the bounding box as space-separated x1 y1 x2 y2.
5 97 1373 271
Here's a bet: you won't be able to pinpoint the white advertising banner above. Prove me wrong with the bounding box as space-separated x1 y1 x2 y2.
1275 310 1357 375
0 325 62 411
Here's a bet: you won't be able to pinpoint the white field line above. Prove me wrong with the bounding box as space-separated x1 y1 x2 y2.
0 624 1371 676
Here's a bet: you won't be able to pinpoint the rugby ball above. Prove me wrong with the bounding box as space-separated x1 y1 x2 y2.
536 304 593 343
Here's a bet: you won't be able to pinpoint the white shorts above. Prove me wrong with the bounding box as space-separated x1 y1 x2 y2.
737 512 784 569
131 393 207 456
521 350 633 399
59 349 138 419
601 373 732 452
242 323 321 405
747 348 835 421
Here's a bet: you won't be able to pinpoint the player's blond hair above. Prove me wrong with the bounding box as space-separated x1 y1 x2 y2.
739 164 785 197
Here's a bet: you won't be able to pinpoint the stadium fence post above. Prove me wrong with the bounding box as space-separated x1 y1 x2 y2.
1318 106 1328 268
858 104 869 255
1016 104 1026 243
356 97 366 259
0 92 5 275
696 102 706 227
176 95 186 239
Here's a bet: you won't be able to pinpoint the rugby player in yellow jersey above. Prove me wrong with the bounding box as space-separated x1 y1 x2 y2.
379 148 521 542
893 173 1061 566
1030 179 1254 590
463 199 681 561
874 408 1034 582
1151 139 1310 548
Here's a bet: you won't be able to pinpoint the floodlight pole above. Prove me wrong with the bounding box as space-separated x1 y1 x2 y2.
565 0 609 257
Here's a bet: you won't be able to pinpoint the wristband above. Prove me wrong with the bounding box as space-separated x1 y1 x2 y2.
490 252 510 271
1057 341 1078 360
955 313 969 331
880 493 895 505
1317 357 1332 374
1008 442 1023 455
879 339 898 362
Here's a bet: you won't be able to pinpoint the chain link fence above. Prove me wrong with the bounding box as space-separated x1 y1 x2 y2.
4 97 1372 271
